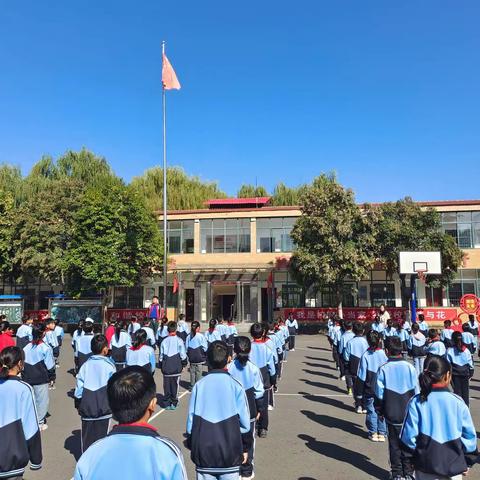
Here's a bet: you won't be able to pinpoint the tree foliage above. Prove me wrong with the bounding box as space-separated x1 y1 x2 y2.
237 184 268 198
290 173 380 311
0 191 16 276
270 182 308 206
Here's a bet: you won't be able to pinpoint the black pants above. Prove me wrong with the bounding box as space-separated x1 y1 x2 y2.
452 375 470 406
345 369 354 390
277 352 283 379
81 418 110 453
338 355 346 378
332 346 339 367
240 419 256 477
387 423 413 477
267 386 275 408
163 375 180 406
288 335 296 350
257 396 269 431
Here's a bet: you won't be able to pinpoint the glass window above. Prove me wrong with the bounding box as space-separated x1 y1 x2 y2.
161 220 194 254
457 223 473 248
457 212 472 223
425 286 443 307
158 286 178 308
200 219 251 254
442 212 457 223
473 223 480 248
281 284 304 307
371 284 396 307
113 286 144 309
440 211 480 249
256 217 295 253
448 283 463 306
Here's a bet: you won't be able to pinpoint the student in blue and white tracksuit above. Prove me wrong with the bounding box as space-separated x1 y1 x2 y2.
54 320 64 348
141 319 157 349
127 316 141 340
44 318 60 366
126 329 156 374
186 341 250 480
159 322 187 410
176 314 190 344
74 366 187 480
75 320 95 371
426 329 446 358
22 323 56 429
278 319 290 361
468 314 479 338
447 331 474 407
72 321 84 371
228 336 265 480
338 321 355 383
269 322 284 381
264 323 281 409
344 322 369 406
225 320 238 357
74 334 116 452
330 320 343 369
16 317 33 351
441 320 455 349
205 319 223 349
186 321 208 389
156 318 170 347
250 323 276 438
400 355 478 480
355 330 388 442
375 336 418 479
462 323 477 354
370 316 385 337
286 313 299 351
417 314 429 335
408 323 427 376
383 319 397 345
216 318 228 343
109 321 132 371
0 346 43 479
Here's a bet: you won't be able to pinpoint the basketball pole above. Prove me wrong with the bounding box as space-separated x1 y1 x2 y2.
410 274 417 324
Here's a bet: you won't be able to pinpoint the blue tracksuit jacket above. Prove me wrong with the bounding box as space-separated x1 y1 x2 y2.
462 331 477 354
355 348 388 400
426 340 446 357
186 332 208 365
343 336 369 376
126 345 156 373
159 335 187 376
441 328 454 349
447 347 474 378
109 330 132 365
75 334 95 369
338 330 355 357
407 333 427 358
204 329 222 346
15 324 32 350
22 342 56 385
250 340 276 388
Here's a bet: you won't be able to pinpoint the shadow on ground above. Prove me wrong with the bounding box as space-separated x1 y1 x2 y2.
64 429 82 461
301 410 366 438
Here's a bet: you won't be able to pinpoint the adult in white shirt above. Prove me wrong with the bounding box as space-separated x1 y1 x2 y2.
378 304 390 327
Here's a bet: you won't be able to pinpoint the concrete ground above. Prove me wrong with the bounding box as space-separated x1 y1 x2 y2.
24 335 480 480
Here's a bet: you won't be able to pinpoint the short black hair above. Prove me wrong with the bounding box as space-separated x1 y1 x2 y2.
428 328 438 340
250 323 264 339
344 320 353 330
107 366 156 424
91 334 108 355
353 322 364 336
386 336 403 356
167 321 177 333
207 341 229 369
418 314 425 322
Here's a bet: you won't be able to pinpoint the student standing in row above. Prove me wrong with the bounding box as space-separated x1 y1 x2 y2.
22 323 56 430
16 316 34 350
186 341 250 480
159 321 187 410
225 318 238 357
426 329 446 357
0 320 15 353
407 323 427 376
338 321 354 383
128 315 141 339
447 331 474 407
126 329 156 374
109 320 131 371
74 335 116 452
417 314 429 335
440 320 454 348
141 318 157 349
0 346 43 478
375 336 418 480
286 313 298 351
462 323 477 354
74 366 187 480
75 319 95 371
44 318 60 371
400 355 478 480
72 321 84 372
468 314 479 338
370 315 385 337
156 317 170 347
176 314 190 344
186 321 208 390
205 319 222 348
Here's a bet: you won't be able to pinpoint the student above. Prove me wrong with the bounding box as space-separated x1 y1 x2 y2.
264 322 281 409
186 341 250 480
126 329 156 374
371 315 385 337
0 320 15 353
400 355 478 479
16 316 34 350
148 295 162 330
72 320 84 353
74 334 116 452
249 323 276 438
338 320 355 383
355 330 388 442
186 321 208 390
75 319 95 371
461 323 477 354
156 316 169 347
228 336 265 480
141 318 157 349
383 319 396 346
54 319 65 349
407 323 427 376
426 329 446 357
417 314 429 334
468 314 479 338
278 318 290 362
44 318 60 368
272 321 285 380
331 319 343 370
286 313 299 351
22 323 56 430
0 346 42 478
225 317 238 357
109 320 132 370
394 321 409 357
104 318 116 345
440 320 454 349
344 322 369 406
74 366 187 480
216 317 228 343
176 313 190 344
159 321 187 410
205 319 222 347
128 315 141 339
375 336 418 480
447 331 474 406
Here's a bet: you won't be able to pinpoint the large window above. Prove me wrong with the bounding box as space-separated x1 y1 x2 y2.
113 286 144 309
447 269 480 306
441 212 480 248
370 284 396 307
200 219 250 253
161 220 194 254
256 217 295 253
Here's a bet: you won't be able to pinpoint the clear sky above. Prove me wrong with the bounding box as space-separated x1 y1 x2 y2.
1 1 479 202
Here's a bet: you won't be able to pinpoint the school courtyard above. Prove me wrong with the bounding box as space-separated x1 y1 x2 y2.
25 334 480 480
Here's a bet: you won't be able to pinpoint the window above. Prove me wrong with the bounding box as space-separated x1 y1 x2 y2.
281 284 304 308
256 217 295 253
447 269 480 306
113 286 144 309
425 286 443 307
200 219 251 253
370 284 396 307
161 220 194 254
158 286 178 308
441 211 480 248
304 284 356 307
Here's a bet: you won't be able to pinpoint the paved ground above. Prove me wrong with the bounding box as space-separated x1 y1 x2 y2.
24 335 480 480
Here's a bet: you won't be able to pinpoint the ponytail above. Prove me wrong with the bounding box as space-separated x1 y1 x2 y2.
115 320 125 343
76 321 83 336
0 321 11 333
32 323 46 345
451 331 463 351
419 355 451 402
132 329 147 349
0 346 24 378
191 321 200 338
234 336 251 366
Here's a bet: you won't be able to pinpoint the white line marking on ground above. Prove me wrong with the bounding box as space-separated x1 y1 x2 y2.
149 390 190 423
275 393 350 397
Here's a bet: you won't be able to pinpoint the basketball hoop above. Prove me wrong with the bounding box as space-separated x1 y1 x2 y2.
416 269 427 283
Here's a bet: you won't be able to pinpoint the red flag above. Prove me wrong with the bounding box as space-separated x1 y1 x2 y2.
266 271 273 290
173 272 179 294
162 54 181 90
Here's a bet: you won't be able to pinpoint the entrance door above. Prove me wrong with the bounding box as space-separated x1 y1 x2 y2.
185 289 194 322
222 295 236 321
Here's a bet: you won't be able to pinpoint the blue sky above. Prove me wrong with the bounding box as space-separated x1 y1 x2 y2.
1 1 479 202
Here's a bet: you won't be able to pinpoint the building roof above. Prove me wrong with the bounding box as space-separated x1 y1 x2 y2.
205 197 271 208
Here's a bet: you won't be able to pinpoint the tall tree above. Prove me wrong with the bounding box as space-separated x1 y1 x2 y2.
0 191 16 277
130 166 226 211
237 184 268 198
289 173 380 316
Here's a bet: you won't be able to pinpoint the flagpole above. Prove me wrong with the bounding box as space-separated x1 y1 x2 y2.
162 40 168 317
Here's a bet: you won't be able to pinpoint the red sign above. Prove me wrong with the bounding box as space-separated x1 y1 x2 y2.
282 307 406 323
460 294 480 315
25 310 49 321
106 309 148 322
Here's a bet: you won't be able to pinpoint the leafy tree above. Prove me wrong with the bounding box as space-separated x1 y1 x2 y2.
0 191 16 277
270 182 308 206
67 184 163 295
289 173 380 316
237 184 268 198
130 166 226 211
0 165 23 206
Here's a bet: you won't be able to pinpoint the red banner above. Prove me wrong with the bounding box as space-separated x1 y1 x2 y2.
282 307 406 323
25 310 49 321
105 309 149 322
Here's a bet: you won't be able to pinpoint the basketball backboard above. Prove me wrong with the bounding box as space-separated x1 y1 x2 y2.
399 251 442 275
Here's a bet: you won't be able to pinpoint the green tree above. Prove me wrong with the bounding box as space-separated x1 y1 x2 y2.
131 166 226 211
237 184 269 198
0 165 23 205
0 191 16 277
289 173 380 316
67 184 163 294
270 182 308 206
